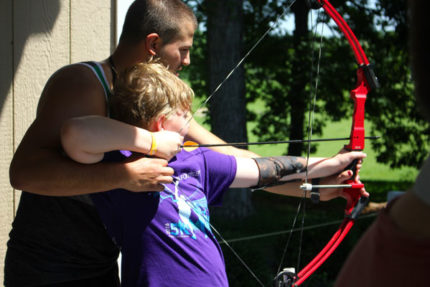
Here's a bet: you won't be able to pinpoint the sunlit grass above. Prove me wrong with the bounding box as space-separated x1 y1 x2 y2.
192 98 419 183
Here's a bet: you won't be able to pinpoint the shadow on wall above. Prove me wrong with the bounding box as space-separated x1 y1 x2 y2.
0 0 60 115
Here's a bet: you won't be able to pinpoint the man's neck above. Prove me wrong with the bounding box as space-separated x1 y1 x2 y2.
111 42 151 72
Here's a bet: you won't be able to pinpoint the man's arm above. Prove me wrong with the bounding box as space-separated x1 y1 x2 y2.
186 118 260 158
9 64 173 196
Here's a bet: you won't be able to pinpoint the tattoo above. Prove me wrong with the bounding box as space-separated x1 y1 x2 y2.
253 156 306 187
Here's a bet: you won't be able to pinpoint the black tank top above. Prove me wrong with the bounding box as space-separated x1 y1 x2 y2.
4 62 119 286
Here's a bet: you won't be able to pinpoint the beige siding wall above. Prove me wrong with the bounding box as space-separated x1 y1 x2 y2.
0 0 14 284
0 0 114 283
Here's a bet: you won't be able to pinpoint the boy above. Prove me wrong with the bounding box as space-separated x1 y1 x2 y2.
61 61 367 286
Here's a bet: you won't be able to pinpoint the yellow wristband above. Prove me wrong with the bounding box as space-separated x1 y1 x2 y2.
149 133 157 156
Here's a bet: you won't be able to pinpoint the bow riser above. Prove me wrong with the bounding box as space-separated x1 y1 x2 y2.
345 68 369 151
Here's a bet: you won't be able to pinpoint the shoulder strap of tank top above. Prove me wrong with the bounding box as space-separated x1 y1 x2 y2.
80 61 112 117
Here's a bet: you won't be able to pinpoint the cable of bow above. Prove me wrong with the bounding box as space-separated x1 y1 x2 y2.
175 1 297 285
274 0 379 286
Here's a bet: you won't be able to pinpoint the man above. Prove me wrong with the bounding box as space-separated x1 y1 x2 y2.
5 0 254 286
335 1 430 286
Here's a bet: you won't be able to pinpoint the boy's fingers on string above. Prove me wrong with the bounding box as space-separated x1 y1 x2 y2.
152 131 183 159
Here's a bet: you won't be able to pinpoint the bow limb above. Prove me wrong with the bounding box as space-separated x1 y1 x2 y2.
275 1 379 286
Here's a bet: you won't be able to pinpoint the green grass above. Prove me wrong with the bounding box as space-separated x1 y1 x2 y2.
193 99 419 183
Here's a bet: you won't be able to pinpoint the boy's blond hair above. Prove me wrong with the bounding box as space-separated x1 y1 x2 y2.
110 61 194 128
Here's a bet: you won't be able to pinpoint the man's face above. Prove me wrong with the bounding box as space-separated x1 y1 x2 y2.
157 20 195 76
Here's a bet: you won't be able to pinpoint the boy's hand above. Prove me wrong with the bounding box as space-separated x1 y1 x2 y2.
330 149 367 172
319 169 369 201
152 131 184 160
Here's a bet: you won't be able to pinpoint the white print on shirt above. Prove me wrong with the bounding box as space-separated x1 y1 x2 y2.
162 171 213 240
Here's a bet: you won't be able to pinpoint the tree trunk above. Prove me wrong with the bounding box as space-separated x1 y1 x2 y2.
288 1 310 156
206 0 253 219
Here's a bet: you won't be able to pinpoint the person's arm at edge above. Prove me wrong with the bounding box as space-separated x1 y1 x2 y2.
389 191 430 238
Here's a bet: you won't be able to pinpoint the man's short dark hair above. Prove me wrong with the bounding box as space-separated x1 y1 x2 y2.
119 0 197 45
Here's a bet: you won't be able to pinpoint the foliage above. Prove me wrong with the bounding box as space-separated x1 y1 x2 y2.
181 1 423 285
184 0 429 168
365 0 430 168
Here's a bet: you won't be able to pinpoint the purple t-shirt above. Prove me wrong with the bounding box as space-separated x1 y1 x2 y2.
92 148 237 287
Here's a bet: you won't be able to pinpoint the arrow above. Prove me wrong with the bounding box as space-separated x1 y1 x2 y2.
181 136 379 149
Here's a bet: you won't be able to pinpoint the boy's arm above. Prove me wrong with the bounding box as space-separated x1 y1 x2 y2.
61 116 184 164
231 156 366 200
186 118 260 158
230 151 366 188
265 170 361 201
61 116 154 164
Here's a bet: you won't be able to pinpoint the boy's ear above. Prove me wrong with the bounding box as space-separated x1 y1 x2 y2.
145 33 161 56
153 115 166 131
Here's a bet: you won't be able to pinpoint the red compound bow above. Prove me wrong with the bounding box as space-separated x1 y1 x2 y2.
274 0 379 286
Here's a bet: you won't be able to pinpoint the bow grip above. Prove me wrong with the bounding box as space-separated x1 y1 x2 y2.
343 158 358 180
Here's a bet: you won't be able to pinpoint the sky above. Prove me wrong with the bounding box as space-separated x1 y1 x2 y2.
117 0 134 44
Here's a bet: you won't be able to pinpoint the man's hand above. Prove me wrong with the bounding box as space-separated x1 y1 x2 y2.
152 130 183 160
121 156 174 192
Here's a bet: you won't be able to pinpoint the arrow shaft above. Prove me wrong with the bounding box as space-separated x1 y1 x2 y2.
181 136 379 148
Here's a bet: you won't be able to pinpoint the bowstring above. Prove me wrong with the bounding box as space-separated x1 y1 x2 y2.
274 5 325 276
297 7 325 274
180 0 327 283
174 1 299 285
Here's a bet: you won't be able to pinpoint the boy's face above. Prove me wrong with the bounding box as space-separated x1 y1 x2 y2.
162 109 191 137
157 20 195 76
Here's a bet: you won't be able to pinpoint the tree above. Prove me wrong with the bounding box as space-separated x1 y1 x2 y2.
247 0 429 168
185 0 428 213
186 0 254 218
